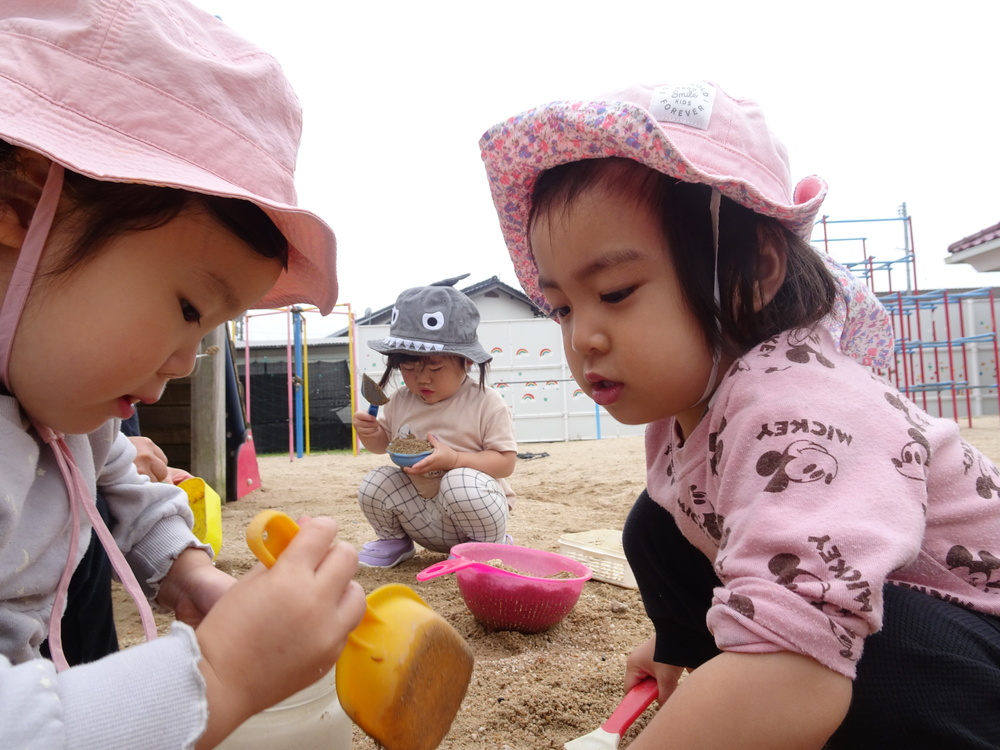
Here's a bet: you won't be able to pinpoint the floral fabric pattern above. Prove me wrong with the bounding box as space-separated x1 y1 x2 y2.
479 97 895 368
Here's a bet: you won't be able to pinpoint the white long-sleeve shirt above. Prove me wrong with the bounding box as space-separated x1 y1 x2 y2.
0 396 210 748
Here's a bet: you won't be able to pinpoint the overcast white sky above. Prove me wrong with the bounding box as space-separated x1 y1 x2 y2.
191 0 1000 339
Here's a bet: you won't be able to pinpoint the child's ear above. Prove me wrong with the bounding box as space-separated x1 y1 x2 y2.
755 233 787 311
0 202 28 250
0 148 51 250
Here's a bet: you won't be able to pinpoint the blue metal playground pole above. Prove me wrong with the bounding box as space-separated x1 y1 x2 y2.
293 308 304 458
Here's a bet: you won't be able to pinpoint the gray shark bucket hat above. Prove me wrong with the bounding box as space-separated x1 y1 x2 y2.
368 286 492 364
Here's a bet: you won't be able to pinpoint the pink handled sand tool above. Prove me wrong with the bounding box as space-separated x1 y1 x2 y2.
563 678 658 750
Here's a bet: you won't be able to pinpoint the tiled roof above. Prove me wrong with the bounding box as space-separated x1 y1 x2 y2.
948 221 1000 254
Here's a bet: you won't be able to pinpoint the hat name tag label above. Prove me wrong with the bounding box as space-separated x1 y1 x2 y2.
649 83 715 130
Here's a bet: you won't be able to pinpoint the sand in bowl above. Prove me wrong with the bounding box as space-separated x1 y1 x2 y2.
388 437 434 454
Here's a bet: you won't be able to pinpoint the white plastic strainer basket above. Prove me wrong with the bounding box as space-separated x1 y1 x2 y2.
557 529 637 589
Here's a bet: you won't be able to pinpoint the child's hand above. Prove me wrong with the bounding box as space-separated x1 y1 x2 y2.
625 634 684 704
157 547 236 627
193 517 366 747
352 411 389 453
128 435 172 482
404 432 457 475
351 410 380 438
167 466 195 485
128 435 194 485
352 411 391 455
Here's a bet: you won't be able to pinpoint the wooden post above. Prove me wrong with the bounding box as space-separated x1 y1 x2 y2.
190 325 227 499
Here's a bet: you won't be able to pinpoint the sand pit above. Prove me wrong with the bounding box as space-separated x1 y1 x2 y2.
114 416 1000 748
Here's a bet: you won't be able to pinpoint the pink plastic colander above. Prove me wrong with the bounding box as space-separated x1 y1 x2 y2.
416 542 592 633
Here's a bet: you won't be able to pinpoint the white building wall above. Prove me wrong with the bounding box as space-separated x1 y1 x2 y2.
355 318 646 444
470 293 537 321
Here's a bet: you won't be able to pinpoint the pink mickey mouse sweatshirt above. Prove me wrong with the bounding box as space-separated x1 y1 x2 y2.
646 325 1000 678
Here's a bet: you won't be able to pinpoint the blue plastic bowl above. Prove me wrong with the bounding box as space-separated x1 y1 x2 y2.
388 450 432 468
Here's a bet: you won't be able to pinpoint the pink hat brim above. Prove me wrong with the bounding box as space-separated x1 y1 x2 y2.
0 2 337 313
480 98 825 313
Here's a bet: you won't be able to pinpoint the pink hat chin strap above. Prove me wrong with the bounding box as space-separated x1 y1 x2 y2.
0 164 63 390
696 189 723 407
40 422 160 670
0 162 157 670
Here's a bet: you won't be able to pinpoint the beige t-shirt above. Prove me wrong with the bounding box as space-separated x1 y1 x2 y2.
379 377 517 505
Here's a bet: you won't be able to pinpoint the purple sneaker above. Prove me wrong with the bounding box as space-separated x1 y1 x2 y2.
358 538 415 568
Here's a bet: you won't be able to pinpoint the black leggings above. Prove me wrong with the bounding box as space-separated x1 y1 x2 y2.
40 493 119 666
623 489 1000 749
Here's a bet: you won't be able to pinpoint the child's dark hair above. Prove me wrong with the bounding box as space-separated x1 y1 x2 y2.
0 141 288 274
379 353 490 391
529 157 840 358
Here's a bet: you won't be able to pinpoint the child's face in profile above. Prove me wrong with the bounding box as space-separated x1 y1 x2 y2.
530 186 720 435
399 355 468 405
10 205 282 434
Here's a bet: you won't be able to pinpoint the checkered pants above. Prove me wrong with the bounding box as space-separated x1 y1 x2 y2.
358 466 509 553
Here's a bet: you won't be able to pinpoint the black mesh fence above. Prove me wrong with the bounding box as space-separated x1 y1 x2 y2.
238 359 353 454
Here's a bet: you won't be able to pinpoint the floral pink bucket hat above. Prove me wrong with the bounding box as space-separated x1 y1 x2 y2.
480 81 893 368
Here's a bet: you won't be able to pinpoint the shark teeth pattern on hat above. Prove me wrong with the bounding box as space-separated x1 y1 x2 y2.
379 337 445 354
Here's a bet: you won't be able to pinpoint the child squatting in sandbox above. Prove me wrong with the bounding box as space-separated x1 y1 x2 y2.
351 284 517 567
480 80 1000 748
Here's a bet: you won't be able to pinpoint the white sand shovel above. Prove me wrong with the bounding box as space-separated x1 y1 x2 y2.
564 678 658 750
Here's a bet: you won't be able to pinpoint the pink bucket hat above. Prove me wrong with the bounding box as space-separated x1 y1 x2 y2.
0 0 338 313
480 81 894 368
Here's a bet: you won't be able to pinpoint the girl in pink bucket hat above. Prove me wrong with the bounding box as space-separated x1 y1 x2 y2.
0 2 365 748
481 82 1000 748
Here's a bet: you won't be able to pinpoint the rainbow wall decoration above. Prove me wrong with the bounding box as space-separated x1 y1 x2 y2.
515 348 529 357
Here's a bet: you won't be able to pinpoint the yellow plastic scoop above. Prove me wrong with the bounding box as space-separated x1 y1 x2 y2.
244 509 299 568
246 510 474 750
180 477 222 559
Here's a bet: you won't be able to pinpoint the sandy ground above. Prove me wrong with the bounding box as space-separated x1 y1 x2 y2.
115 416 1000 749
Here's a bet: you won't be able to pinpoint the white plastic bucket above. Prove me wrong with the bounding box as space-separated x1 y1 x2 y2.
216 669 352 750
